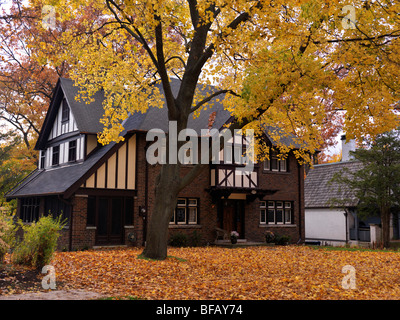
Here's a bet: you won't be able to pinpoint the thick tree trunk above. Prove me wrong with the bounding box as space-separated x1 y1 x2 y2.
141 163 181 260
381 207 391 248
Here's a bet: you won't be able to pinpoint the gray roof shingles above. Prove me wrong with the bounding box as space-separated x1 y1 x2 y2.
304 161 362 208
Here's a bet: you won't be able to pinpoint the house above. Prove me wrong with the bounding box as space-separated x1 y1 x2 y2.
304 136 400 247
6 77 305 250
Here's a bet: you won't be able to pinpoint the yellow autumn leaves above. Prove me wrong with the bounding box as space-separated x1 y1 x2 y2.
48 246 400 300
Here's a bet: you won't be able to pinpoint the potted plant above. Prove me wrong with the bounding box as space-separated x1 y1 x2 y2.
230 231 239 244
265 231 275 244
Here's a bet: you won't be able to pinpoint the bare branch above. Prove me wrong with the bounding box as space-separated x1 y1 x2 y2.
190 89 240 114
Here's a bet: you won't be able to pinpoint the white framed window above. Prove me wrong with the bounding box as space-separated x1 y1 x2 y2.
176 198 186 224
263 151 288 173
188 199 197 224
170 198 199 225
284 202 292 224
260 201 266 224
261 201 293 225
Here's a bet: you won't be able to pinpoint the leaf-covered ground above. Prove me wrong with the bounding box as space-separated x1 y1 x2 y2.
40 246 400 300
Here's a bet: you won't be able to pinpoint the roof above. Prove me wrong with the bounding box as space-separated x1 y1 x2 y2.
122 78 232 134
10 76 308 199
6 141 117 198
59 78 107 134
304 161 362 208
7 77 232 199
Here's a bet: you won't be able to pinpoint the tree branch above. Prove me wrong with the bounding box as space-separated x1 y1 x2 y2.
154 15 177 118
190 89 240 113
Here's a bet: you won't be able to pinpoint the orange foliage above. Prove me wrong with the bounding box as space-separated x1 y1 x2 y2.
43 246 400 300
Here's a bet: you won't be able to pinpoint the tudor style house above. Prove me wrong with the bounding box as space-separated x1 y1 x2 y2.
6 77 305 250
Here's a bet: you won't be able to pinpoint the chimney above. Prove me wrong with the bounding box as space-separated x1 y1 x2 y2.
341 134 356 162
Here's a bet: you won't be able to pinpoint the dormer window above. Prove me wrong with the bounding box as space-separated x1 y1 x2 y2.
40 150 46 169
68 140 77 162
61 98 69 123
52 145 60 166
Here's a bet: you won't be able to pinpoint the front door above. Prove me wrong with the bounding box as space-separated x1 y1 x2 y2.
96 197 124 245
223 206 235 234
221 200 245 238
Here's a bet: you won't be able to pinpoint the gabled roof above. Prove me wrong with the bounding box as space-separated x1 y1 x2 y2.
10 76 310 200
35 78 106 150
7 78 233 199
304 161 362 208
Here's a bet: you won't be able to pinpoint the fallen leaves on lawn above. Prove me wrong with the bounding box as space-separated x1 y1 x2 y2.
48 246 400 300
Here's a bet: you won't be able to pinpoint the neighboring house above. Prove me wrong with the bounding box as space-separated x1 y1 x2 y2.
6 77 305 250
304 136 399 247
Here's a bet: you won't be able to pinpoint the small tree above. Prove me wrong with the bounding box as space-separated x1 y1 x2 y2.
12 215 66 269
332 130 400 248
0 212 17 263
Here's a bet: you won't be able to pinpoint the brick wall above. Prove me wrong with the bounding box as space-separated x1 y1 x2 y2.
53 132 305 249
134 133 305 246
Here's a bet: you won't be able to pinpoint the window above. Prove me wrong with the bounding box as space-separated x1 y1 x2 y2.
188 199 198 224
260 201 266 224
20 197 40 223
40 150 46 169
44 196 71 224
219 134 247 165
170 197 199 225
68 140 77 162
86 196 134 227
263 151 287 172
61 98 69 123
52 145 60 166
260 200 293 225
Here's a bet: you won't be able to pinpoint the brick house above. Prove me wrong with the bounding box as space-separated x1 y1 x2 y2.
6 77 305 250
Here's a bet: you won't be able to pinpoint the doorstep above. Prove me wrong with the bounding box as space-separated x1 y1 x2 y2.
213 240 274 247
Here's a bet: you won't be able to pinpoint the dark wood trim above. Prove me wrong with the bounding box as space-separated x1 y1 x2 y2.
76 188 137 197
94 171 98 189
105 158 108 189
83 135 88 161
115 148 119 188
63 132 135 199
35 79 63 149
125 135 129 189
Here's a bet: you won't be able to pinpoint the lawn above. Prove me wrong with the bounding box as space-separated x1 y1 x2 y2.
2 245 400 299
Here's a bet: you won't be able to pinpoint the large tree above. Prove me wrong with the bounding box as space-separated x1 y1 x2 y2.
332 130 400 248
27 0 400 259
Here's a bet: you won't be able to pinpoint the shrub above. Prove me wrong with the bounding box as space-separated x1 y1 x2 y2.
12 215 66 269
274 234 291 246
0 213 17 263
189 230 202 247
169 232 188 247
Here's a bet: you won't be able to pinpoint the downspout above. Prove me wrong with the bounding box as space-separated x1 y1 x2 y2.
344 208 349 244
143 140 149 246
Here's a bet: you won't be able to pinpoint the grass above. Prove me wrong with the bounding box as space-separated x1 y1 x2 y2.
307 244 400 253
136 253 187 262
